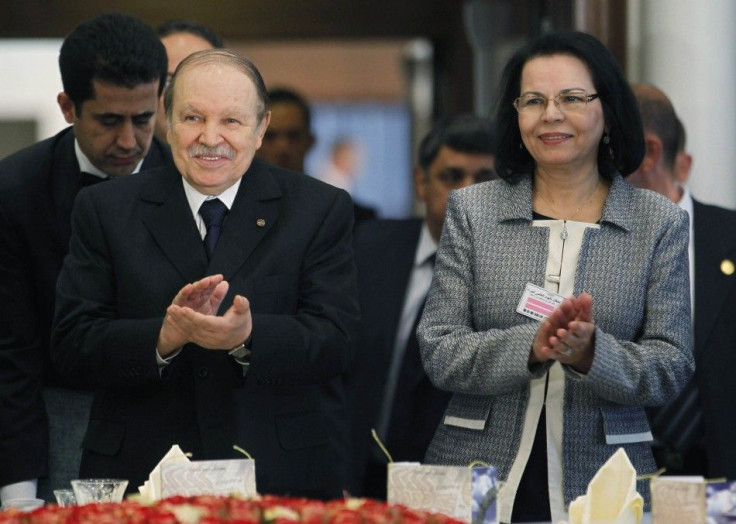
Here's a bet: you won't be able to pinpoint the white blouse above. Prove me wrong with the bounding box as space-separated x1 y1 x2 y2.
498 219 600 524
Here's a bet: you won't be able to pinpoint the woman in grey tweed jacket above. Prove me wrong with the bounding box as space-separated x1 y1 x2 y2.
417 32 693 522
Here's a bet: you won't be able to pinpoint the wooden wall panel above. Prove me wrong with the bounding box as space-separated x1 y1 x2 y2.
0 1 626 114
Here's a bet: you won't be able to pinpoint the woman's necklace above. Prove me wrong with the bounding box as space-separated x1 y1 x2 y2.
536 179 601 240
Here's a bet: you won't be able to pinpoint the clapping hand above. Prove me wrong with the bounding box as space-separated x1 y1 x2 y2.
531 292 595 372
157 274 251 356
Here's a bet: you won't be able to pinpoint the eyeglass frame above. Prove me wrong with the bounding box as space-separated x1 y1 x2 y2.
512 90 600 114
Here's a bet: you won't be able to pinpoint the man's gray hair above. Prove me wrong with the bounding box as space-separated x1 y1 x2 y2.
164 48 270 125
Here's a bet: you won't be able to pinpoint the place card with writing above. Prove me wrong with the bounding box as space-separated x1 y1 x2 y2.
161 459 257 498
387 463 498 524
650 476 705 524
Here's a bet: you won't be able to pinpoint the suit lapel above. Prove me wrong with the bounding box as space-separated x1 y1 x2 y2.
385 220 423 348
141 160 283 283
208 161 282 278
141 164 208 283
52 131 172 253
49 128 82 249
693 201 735 353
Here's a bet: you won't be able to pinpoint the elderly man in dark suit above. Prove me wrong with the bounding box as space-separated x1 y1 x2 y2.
629 84 736 479
51 48 358 499
348 115 496 498
0 13 169 505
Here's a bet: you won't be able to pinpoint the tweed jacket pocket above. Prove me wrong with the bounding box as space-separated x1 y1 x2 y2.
442 393 491 431
600 405 653 444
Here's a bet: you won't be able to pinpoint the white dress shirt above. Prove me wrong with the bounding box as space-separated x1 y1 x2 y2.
75 140 144 178
676 186 694 315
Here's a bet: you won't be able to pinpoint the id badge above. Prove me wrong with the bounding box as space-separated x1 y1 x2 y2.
516 282 564 321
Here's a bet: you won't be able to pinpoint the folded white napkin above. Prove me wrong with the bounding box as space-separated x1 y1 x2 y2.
567 447 644 524
138 444 190 502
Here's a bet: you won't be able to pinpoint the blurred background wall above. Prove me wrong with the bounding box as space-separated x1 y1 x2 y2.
0 0 733 214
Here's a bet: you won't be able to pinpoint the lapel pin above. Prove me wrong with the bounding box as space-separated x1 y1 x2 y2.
721 259 734 276
256 218 266 227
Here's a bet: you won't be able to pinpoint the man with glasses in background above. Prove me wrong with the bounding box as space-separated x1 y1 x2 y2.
346 115 497 498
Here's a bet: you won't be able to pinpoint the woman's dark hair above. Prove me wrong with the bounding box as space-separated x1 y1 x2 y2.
494 31 644 181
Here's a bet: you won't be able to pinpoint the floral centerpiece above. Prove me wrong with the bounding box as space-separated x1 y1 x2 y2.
0 495 466 524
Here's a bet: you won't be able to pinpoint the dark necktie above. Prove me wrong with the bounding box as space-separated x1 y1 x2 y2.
79 172 109 188
199 198 229 259
385 253 449 461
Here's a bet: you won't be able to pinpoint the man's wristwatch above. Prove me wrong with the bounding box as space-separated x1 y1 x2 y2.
228 337 252 362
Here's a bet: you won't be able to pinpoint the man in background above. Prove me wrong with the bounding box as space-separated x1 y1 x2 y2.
257 87 315 173
51 49 358 499
0 13 169 504
257 86 376 223
629 84 736 479
347 115 497 498
154 19 223 142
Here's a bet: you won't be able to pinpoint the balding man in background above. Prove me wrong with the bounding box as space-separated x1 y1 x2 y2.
629 84 736 479
154 19 223 142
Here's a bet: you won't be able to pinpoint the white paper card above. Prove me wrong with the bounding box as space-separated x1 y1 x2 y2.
388 463 498 523
160 459 256 498
650 476 705 524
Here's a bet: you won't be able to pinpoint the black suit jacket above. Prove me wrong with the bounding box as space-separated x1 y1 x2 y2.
347 218 450 497
51 158 359 499
0 127 170 487
691 199 736 478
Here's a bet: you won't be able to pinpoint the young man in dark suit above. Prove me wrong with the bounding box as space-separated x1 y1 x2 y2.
629 84 736 479
347 115 496 498
51 49 358 500
0 13 169 505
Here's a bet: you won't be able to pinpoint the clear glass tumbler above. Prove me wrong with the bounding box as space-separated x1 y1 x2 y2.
53 489 77 507
71 479 128 505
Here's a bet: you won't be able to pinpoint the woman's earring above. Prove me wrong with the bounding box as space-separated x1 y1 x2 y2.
602 133 610 145
519 142 524 149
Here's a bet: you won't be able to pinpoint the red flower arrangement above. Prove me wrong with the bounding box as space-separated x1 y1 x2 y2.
0 495 466 524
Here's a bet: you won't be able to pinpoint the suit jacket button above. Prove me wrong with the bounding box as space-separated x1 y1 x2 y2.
197 367 209 379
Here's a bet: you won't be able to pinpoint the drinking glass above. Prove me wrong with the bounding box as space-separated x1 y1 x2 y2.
53 489 77 507
71 479 128 505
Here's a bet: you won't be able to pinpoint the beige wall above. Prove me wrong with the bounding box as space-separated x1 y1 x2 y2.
232 39 408 102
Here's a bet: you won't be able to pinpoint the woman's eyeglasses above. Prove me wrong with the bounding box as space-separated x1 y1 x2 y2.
513 90 599 114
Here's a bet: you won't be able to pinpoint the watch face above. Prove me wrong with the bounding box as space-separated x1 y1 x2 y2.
229 346 251 360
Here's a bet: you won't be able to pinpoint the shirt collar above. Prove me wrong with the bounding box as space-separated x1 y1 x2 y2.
414 222 438 267
74 139 144 178
182 176 242 218
677 184 693 216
